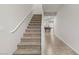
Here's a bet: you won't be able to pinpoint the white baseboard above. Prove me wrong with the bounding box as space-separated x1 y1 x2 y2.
54 33 79 55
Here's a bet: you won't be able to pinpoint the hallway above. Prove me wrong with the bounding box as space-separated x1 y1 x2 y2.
44 28 77 55
0 4 79 55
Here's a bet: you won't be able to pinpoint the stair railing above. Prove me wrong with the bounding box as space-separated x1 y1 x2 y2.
10 11 32 33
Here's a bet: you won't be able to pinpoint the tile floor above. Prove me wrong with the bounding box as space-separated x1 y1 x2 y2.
44 29 77 55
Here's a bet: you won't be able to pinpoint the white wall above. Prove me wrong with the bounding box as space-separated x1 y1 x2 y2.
32 4 42 14
40 5 45 54
43 4 62 13
0 4 33 54
54 5 79 54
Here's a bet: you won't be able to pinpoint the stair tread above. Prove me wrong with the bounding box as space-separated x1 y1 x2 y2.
18 42 40 45
14 49 41 55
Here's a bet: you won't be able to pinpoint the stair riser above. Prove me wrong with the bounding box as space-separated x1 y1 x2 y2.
17 45 40 49
29 24 41 25
29 23 41 25
29 24 41 26
28 26 41 28
26 29 41 31
21 39 40 42
26 31 40 32
24 32 40 34
27 28 41 30
27 28 41 29
25 32 40 34
31 21 41 23
32 20 41 22
22 37 40 40
13 50 41 55
23 34 40 37
30 22 41 24
28 25 41 27
33 15 41 17
14 53 41 55
32 17 41 19
30 20 41 22
27 27 40 29
24 32 40 35
32 18 40 20
32 16 41 19
31 21 41 22
30 21 41 23
26 30 40 32
28 25 41 29
24 34 40 36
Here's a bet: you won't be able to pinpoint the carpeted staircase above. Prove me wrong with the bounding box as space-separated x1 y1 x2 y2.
13 15 42 55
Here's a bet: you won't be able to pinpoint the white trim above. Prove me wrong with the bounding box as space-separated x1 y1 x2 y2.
11 11 32 33
54 33 79 55
41 5 45 55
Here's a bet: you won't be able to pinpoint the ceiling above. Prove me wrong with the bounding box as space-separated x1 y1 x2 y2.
43 4 63 16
